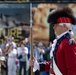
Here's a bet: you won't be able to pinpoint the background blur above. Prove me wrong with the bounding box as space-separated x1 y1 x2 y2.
0 2 30 44
0 1 76 45
0 0 76 2
32 3 76 44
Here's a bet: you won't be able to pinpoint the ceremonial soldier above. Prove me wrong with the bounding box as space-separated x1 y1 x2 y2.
30 7 76 75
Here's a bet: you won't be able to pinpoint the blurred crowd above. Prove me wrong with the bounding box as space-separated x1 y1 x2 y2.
0 36 52 75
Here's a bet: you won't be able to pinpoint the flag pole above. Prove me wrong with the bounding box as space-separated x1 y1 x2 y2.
30 3 33 75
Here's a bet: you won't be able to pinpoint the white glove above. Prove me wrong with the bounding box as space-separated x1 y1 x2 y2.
33 59 39 72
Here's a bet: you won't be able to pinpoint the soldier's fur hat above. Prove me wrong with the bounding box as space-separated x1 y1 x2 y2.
47 7 76 25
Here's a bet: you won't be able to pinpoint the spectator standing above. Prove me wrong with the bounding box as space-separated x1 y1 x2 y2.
7 44 17 75
17 42 28 75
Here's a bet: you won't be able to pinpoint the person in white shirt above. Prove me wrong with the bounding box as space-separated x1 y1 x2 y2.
7 44 17 75
17 42 28 75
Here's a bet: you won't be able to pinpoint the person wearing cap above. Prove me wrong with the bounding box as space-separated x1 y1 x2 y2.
29 7 76 75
